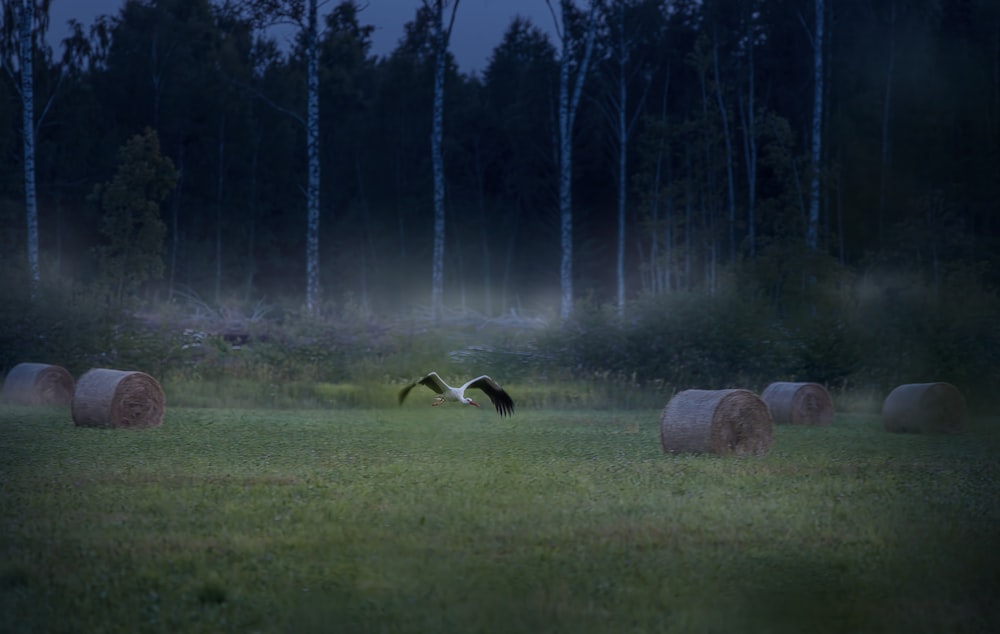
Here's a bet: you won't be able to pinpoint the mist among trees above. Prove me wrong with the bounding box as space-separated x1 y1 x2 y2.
1 0 998 403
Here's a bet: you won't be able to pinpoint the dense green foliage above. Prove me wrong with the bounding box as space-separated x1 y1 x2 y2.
2 406 999 633
1 266 997 411
0 0 997 312
91 128 178 308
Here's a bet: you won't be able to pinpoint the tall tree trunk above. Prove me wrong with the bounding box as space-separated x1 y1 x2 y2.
355 152 376 308
473 136 492 316
878 1 895 250
246 130 260 299
557 20 574 321
807 0 824 250
739 11 758 259
305 0 321 315
684 145 693 290
501 205 522 315
649 134 664 294
168 141 184 300
663 142 673 292
651 70 671 294
712 32 737 262
18 0 39 293
697 54 716 293
616 39 627 317
215 114 225 303
395 147 406 259
428 0 459 321
553 0 597 321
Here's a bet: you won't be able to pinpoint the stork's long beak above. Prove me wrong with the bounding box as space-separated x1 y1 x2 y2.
468 400 480 408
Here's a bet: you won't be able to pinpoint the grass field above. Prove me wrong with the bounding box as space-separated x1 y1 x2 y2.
2 402 999 633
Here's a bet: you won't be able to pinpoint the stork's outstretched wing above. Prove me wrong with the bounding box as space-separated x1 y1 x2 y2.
465 375 515 417
398 371 448 405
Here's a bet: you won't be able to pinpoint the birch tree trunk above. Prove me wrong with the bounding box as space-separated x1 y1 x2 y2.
305 0 321 315
606 4 652 314
552 0 597 321
18 0 39 293
738 11 758 259
557 34 573 321
878 1 895 250
807 0 824 250
430 1 445 321
427 0 459 321
616 41 626 317
215 114 225 303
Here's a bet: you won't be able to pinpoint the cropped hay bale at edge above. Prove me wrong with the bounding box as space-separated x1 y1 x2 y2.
760 381 835 425
660 389 773 456
1 362 75 407
71 369 166 429
881 382 966 434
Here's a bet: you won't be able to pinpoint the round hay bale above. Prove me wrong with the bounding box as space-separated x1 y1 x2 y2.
881 382 965 434
660 389 773 456
760 381 834 426
71 369 165 429
1 362 75 406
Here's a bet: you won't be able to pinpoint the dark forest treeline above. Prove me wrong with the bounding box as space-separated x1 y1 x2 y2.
1 0 998 317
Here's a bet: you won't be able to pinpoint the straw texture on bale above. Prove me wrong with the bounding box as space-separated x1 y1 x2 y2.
881 382 966 434
1 362 75 406
71 369 165 429
760 382 834 426
660 389 773 456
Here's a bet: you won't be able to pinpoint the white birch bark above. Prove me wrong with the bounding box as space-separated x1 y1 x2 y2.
558 47 572 320
807 0 824 250
551 0 597 321
305 0 320 315
427 0 457 321
607 5 652 314
18 0 39 292
616 44 626 317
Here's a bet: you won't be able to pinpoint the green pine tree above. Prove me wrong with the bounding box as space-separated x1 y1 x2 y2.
90 128 178 308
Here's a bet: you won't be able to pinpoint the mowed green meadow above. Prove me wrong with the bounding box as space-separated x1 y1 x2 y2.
2 402 999 633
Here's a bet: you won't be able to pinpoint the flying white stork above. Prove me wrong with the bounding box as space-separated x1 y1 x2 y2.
398 372 515 417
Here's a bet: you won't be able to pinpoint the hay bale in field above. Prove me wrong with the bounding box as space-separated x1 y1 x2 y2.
71 369 165 429
660 389 773 456
1 362 75 406
760 381 834 426
881 382 965 434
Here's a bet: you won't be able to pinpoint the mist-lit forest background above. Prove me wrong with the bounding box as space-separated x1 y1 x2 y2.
1 0 998 407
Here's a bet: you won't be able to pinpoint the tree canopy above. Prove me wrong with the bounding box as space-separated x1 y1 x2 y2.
0 0 996 316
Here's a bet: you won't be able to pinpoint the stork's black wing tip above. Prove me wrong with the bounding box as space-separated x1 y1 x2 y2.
494 393 515 417
398 382 416 405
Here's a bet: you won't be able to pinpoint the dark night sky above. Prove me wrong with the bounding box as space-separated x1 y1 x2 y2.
47 0 562 74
